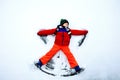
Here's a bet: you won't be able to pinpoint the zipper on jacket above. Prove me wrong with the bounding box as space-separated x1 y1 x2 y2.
62 32 64 45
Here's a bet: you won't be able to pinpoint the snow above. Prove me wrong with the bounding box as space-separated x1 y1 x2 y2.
0 0 120 80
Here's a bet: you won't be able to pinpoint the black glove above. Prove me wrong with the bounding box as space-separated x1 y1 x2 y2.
78 35 86 47
40 35 47 44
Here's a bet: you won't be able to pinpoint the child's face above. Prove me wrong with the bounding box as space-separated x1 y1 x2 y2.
63 23 69 27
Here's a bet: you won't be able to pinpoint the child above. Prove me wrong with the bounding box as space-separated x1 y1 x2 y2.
35 19 88 73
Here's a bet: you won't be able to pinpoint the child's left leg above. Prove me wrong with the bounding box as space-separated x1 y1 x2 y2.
61 46 81 72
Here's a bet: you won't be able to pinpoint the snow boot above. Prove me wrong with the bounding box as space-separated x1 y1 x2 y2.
74 66 84 73
68 66 84 75
62 66 85 76
35 60 43 69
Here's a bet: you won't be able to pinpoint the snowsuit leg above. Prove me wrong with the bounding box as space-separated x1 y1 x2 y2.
40 44 60 64
61 46 79 68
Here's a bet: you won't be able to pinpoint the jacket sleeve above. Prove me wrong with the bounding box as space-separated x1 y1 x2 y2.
37 28 56 36
71 29 88 35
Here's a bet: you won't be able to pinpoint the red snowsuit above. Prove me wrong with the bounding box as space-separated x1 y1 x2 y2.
37 27 88 68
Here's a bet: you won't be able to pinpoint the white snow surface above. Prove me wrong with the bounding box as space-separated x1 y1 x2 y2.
0 0 120 80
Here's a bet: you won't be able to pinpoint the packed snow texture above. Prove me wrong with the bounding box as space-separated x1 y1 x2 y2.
0 0 120 80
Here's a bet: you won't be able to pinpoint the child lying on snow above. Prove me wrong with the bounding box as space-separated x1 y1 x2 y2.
35 19 88 74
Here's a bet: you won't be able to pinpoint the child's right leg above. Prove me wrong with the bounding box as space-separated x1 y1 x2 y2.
35 44 60 68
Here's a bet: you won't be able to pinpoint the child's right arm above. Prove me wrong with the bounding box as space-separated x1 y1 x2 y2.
37 28 56 36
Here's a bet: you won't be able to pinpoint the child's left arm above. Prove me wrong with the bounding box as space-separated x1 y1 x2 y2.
71 29 88 35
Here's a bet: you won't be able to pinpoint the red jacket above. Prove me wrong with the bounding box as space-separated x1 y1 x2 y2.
37 28 88 46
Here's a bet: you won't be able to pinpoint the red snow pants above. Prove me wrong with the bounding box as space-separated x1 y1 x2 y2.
40 44 78 68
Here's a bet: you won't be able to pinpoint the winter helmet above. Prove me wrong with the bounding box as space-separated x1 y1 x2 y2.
60 19 69 26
